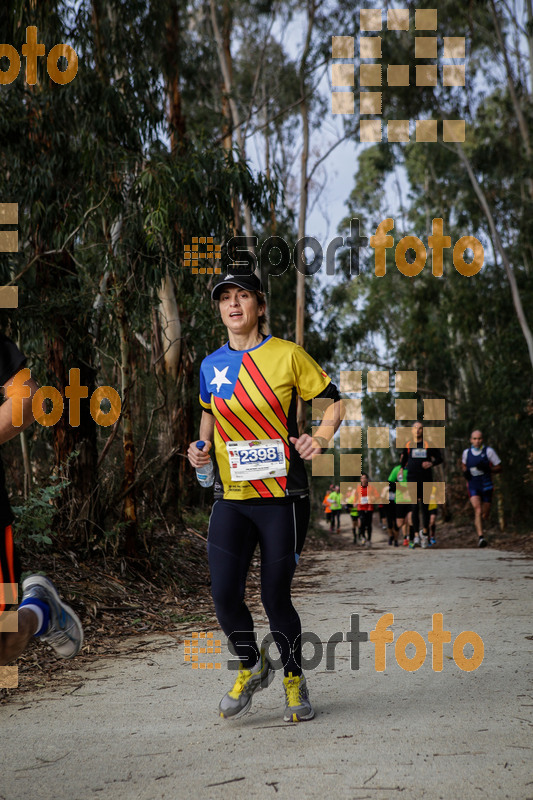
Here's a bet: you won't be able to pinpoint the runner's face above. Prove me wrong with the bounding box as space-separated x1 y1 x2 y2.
218 286 264 336
470 432 483 447
412 422 423 441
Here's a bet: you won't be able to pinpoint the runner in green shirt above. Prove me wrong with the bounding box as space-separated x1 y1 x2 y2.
327 486 342 533
388 464 411 546
343 485 359 543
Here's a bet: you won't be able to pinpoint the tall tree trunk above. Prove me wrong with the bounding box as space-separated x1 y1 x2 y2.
38 257 99 544
157 274 183 509
159 0 192 513
117 291 138 556
16 303 32 498
158 274 181 379
210 0 254 241
221 0 233 153
264 113 276 233
168 345 195 514
166 0 187 154
221 0 240 233
296 0 315 433
527 0 533 93
455 144 533 368
490 1 531 156
489 0 533 200
19 432 32 500
24 3 99 541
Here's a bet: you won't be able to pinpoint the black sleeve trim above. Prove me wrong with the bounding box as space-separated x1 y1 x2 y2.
308 381 341 403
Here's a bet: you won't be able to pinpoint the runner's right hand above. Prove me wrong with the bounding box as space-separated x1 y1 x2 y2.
187 440 212 468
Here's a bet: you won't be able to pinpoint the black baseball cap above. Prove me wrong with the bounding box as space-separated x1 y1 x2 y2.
211 272 264 300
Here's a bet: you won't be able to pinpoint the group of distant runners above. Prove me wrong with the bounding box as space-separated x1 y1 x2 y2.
323 422 501 550
325 475 444 549
1 271 503 728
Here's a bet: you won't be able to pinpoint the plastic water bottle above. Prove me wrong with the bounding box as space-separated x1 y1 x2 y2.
195 441 214 487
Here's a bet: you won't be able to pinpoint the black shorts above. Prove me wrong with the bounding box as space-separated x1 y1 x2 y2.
386 503 398 529
395 504 409 519
0 524 20 613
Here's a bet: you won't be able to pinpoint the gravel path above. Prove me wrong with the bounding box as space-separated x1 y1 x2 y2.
1 526 531 800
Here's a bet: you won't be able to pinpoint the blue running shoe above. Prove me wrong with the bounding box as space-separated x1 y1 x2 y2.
21 575 83 659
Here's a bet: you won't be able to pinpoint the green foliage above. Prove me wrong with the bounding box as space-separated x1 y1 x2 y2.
2 0 529 542
182 508 210 532
317 0 533 519
88 521 129 558
12 477 71 548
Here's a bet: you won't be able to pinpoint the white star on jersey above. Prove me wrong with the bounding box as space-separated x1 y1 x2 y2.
210 365 232 393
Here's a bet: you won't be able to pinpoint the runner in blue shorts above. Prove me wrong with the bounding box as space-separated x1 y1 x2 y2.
188 273 342 722
461 430 502 547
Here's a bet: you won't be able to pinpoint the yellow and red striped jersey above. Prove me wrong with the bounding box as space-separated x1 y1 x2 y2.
199 335 331 500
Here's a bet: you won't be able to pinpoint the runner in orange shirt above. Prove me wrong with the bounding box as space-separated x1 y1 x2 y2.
354 473 380 547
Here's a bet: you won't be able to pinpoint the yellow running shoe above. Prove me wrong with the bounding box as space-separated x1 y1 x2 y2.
219 649 274 719
282 673 315 722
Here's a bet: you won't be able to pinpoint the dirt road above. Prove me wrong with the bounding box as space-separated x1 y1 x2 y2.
1 526 531 800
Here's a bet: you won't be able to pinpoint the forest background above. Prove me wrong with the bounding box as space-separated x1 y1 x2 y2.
0 0 532 567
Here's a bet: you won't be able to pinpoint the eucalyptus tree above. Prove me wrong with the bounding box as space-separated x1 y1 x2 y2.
0 0 276 553
318 0 533 519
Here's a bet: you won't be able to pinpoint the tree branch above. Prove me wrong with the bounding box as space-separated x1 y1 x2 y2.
454 142 533 368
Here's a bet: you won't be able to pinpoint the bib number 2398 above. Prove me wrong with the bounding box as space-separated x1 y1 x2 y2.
226 439 286 481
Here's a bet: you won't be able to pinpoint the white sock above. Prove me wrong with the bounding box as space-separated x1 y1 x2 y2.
19 604 44 635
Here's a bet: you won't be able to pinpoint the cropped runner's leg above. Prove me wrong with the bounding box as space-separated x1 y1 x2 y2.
366 511 373 542
421 501 430 532
207 501 260 668
0 524 20 615
0 524 30 665
481 489 493 521
411 497 420 532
